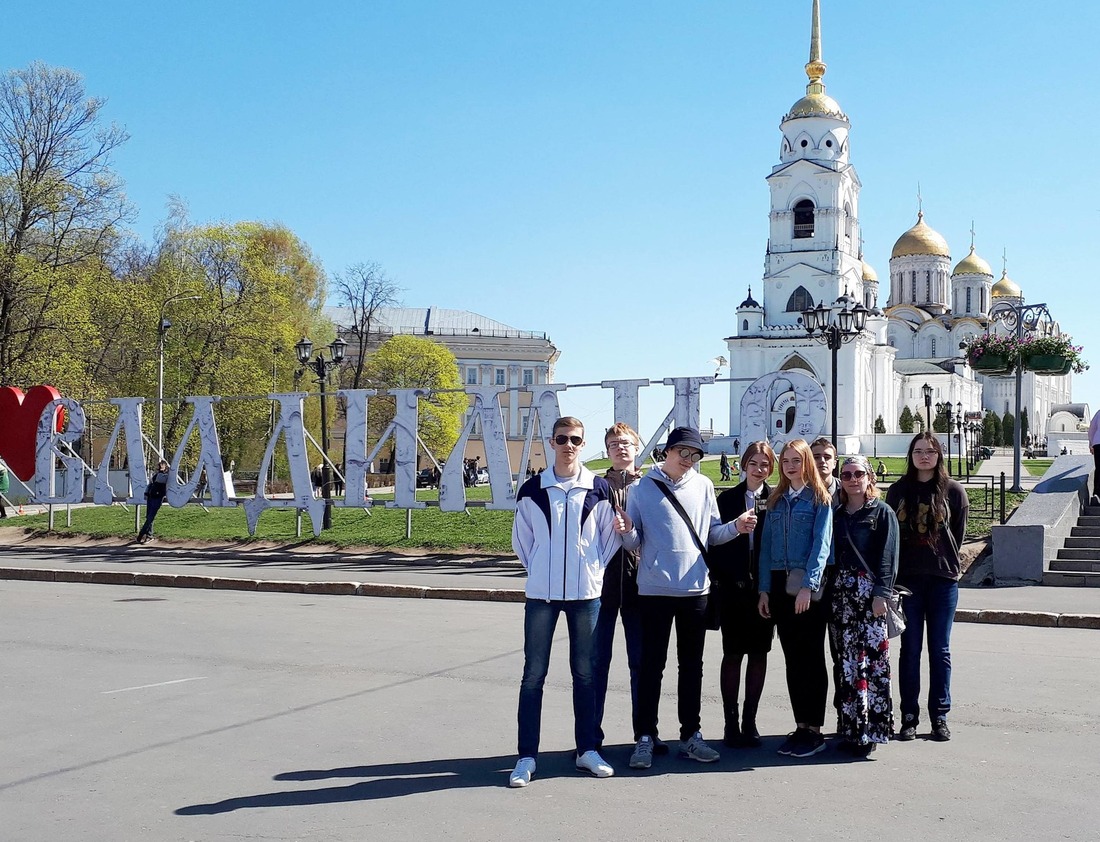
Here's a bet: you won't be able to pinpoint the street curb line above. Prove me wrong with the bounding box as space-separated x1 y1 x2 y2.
0 567 1089 621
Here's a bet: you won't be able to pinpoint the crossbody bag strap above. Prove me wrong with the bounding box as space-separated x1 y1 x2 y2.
842 515 876 579
652 477 709 564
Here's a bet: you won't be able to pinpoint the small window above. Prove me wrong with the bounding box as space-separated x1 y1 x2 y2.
925 270 931 303
522 368 533 386
494 368 505 386
793 200 815 239
521 413 529 435
931 338 937 357
466 367 478 385
966 288 972 313
825 139 833 148
800 139 808 148
785 285 814 313
742 319 749 332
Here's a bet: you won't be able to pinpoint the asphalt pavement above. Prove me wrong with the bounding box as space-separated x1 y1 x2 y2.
2 580 1097 841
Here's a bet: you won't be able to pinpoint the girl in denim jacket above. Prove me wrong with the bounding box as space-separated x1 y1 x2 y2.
757 439 833 758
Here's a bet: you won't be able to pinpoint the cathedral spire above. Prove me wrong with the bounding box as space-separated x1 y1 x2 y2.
805 0 828 95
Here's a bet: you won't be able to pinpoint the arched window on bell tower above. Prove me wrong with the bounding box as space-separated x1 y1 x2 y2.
785 285 814 313
793 200 815 239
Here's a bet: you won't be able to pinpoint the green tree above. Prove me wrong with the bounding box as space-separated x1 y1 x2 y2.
874 415 886 434
933 403 951 433
899 405 915 433
0 62 131 387
362 335 467 461
982 411 999 447
1002 411 1015 448
1020 407 1030 444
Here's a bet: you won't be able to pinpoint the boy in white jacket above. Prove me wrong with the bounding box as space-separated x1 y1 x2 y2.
508 417 621 787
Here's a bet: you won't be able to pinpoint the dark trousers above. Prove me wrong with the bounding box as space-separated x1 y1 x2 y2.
634 593 708 742
138 496 164 539
593 581 642 746
770 572 829 728
898 575 958 722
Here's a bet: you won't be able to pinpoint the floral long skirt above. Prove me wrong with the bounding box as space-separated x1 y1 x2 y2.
829 568 893 745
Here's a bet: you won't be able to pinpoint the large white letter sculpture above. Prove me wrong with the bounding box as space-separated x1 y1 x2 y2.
336 389 375 508
34 398 87 504
739 371 826 450
166 397 229 508
92 398 149 504
439 386 514 511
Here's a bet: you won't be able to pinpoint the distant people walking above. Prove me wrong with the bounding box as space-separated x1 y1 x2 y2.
885 433 968 743
137 460 171 543
719 452 732 482
830 455 899 757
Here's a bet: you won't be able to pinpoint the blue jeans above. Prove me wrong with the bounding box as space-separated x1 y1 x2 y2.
898 575 958 722
517 598 600 759
593 585 642 746
138 496 164 539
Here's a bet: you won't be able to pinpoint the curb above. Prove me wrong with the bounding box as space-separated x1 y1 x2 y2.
0 567 525 604
1 567 1096 626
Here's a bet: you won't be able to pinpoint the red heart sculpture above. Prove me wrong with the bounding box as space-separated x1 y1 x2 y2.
0 385 65 481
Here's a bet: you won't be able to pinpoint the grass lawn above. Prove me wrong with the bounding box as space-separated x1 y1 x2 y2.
1024 459 1055 477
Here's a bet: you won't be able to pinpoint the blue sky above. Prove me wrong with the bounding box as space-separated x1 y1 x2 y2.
13 1 1099 452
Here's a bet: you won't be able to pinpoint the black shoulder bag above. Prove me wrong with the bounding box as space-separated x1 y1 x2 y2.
652 478 722 630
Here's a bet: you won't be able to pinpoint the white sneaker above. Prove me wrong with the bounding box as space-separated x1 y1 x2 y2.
629 735 654 769
575 749 614 778
509 756 536 788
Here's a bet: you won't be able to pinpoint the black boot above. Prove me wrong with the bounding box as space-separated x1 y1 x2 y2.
723 715 741 748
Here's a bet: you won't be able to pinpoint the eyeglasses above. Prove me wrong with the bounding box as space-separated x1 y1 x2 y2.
672 447 703 463
840 470 867 481
912 449 938 457
607 439 636 449
554 434 583 446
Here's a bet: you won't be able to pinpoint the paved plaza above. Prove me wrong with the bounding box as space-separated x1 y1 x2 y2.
2 577 1098 841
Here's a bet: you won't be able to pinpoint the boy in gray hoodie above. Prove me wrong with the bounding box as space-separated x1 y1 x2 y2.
616 427 755 768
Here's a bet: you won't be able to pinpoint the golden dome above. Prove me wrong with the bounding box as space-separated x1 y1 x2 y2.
862 260 878 283
785 93 847 121
991 270 1022 299
952 246 993 277
890 212 951 259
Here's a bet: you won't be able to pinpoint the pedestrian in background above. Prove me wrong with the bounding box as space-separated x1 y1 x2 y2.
137 459 171 543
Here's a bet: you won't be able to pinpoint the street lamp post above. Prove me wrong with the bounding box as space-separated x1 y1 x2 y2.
922 383 933 433
803 295 868 454
988 301 1054 492
156 293 200 457
295 335 348 530
955 401 964 477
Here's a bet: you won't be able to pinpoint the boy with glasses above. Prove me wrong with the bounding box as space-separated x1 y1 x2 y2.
509 417 621 787
615 427 754 768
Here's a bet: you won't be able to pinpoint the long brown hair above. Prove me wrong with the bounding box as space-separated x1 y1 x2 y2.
768 439 831 509
899 432 949 538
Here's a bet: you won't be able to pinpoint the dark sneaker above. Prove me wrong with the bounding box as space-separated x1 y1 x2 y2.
931 719 952 741
679 731 720 763
896 716 918 741
790 730 826 758
629 736 654 769
777 729 806 756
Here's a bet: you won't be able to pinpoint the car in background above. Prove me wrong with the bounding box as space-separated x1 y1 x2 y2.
475 468 490 485
416 468 440 488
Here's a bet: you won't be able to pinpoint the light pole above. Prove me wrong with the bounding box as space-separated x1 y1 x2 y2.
955 401 964 477
922 383 933 433
803 295 868 453
295 335 347 529
157 293 200 457
989 301 1054 492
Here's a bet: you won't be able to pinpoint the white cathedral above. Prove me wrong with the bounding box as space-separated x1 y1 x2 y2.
723 0 1072 450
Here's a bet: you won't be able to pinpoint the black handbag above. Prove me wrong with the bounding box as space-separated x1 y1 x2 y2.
652 479 722 631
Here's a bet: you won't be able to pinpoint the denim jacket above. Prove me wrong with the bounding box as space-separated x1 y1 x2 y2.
833 499 899 599
758 486 833 594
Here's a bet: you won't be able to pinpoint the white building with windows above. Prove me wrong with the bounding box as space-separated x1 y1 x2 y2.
722 1 1071 452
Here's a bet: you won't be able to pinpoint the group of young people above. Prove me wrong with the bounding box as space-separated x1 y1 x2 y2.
507 416 966 787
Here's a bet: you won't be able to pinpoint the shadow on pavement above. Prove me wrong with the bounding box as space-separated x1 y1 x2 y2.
175 743 865 812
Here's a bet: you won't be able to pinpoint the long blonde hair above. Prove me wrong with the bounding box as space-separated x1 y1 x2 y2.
768 438 831 509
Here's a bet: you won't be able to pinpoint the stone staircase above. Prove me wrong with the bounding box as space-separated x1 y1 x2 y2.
1047 505 1100 586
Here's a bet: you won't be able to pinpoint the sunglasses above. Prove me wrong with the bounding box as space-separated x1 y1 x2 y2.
840 470 867 481
671 447 703 463
554 434 583 446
